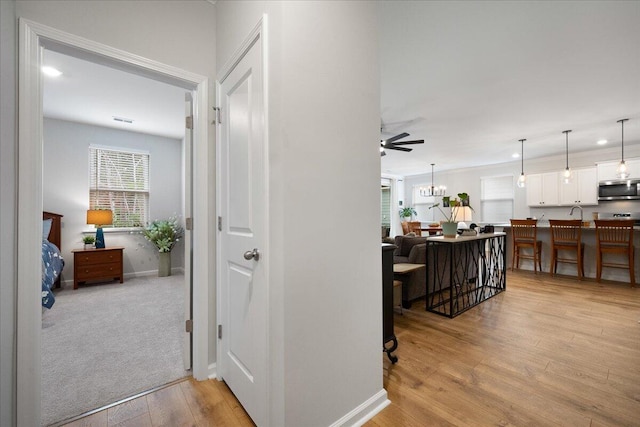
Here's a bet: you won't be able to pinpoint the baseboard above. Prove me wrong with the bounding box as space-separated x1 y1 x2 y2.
329 389 390 427
61 268 185 288
207 362 217 379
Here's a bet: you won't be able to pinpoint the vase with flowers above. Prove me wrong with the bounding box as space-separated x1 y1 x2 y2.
429 193 473 237
142 216 184 276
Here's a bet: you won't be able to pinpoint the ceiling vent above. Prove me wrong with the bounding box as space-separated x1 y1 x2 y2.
112 116 134 124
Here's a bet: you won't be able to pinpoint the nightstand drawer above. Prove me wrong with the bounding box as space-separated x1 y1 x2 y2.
75 262 121 281
75 250 121 266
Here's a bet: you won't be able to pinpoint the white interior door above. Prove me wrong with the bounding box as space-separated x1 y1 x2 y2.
183 92 194 370
217 32 268 426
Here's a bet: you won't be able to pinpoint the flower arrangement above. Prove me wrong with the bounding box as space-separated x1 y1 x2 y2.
142 216 184 253
429 192 473 223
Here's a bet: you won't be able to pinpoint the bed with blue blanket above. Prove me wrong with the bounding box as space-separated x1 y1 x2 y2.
42 212 64 309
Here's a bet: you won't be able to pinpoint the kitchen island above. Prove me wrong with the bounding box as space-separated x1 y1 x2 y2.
503 222 639 284
426 232 506 318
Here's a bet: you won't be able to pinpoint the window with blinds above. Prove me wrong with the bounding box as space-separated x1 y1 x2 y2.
381 186 391 227
89 146 149 227
480 175 514 223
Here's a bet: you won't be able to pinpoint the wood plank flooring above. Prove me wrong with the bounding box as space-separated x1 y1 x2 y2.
367 271 640 427
60 378 254 427
61 271 639 426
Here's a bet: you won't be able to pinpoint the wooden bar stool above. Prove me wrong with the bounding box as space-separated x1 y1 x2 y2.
549 219 585 280
510 219 542 273
595 219 636 287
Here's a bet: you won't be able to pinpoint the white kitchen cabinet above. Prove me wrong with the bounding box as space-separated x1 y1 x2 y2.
597 157 640 181
559 167 598 205
526 172 559 206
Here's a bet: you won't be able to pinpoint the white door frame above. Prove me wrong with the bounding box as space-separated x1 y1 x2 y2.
17 18 211 426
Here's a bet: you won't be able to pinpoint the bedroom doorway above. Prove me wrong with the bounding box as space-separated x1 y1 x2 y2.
17 19 210 427
40 48 192 425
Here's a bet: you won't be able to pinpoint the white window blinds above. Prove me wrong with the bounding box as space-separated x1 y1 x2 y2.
480 175 514 223
89 146 149 227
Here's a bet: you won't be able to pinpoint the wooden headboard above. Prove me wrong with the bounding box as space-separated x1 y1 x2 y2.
43 211 63 250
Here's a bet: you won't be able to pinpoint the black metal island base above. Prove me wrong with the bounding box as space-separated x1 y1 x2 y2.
426 232 506 318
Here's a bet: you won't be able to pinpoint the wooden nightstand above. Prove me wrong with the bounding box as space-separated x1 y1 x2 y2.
72 247 124 290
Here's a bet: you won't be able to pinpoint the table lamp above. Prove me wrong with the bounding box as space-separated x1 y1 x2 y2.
86 209 113 249
454 206 473 228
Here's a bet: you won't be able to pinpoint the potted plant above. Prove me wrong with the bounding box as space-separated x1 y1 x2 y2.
429 193 474 237
142 216 184 277
399 206 417 222
82 235 96 250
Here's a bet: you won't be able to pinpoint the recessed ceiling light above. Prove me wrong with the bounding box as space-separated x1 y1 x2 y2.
597 139 608 145
41 66 62 77
512 153 520 158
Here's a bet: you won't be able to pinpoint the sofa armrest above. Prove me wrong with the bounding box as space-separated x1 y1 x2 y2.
408 243 427 264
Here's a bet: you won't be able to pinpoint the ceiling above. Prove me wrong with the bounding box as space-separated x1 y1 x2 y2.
379 1 640 175
43 2 640 175
43 49 187 140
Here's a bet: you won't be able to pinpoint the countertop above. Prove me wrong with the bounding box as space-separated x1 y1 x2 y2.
500 221 640 230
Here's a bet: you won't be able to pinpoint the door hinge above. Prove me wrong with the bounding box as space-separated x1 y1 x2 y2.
185 319 193 333
185 217 193 231
185 115 193 130
212 107 221 125
218 324 222 339
218 216 222 231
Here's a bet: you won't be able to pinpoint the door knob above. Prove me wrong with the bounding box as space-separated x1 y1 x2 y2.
243 248 260 261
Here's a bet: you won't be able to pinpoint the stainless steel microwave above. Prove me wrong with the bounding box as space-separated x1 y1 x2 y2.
598 179 640 201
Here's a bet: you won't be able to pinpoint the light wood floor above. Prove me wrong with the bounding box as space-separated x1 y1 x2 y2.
367 271 640 427
61 377 254 427
62 271 639 427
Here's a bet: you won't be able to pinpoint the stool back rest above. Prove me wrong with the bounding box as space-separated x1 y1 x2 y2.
549 219 582 244
595 219 635 248
510 219 538 243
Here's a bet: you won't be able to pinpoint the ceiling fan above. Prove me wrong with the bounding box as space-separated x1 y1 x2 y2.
380 132 424 156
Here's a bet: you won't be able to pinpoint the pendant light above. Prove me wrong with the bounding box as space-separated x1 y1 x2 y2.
562 130 573 184
429 163 435 196
616 118 630 179
517 139 526 188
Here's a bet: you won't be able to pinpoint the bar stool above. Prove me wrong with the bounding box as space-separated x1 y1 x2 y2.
510 219 542 273
549 219 584 280
595 219 635 287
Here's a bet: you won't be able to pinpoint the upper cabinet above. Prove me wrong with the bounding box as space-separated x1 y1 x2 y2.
526 172 560 206
597 158 640 182
527 167 598 207
559 167 598 205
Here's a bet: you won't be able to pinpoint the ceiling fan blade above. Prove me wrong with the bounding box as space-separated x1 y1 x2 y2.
386 146 413 152
390 139 424 146
383 132 410 144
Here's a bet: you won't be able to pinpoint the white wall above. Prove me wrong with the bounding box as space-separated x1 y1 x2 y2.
0 1 17 425
216 1 383 426
43 118 185 282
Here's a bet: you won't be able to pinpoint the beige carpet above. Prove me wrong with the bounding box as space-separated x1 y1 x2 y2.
41 274 189 426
